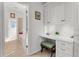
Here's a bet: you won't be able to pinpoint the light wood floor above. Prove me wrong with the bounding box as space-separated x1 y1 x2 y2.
30 50 55 57
5 39 55 57
16 39 27 57
5 39 26 57
5 40 16 56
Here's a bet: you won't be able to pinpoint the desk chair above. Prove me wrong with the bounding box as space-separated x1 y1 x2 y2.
41 40 55 57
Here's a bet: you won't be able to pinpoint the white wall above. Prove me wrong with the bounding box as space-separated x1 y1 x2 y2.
20 2 43 55
0 3 4 56
29 3 43 54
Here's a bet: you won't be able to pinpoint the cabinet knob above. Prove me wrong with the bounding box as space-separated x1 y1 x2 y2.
70 36 74 38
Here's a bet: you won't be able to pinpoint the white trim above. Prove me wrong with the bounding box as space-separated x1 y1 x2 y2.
30 49 41 56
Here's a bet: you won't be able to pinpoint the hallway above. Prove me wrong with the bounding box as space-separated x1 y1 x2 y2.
5 39 26 57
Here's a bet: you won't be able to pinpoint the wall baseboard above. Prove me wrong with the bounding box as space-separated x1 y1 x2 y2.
30 49 41 56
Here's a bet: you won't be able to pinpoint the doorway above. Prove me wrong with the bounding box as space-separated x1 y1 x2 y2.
4 2 27 57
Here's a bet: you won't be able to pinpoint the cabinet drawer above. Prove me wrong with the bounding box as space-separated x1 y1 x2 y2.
56 40 73 49
57 47 73 55
56 49 73 57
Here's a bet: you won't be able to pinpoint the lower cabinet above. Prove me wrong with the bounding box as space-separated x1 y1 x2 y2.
56 40 73 57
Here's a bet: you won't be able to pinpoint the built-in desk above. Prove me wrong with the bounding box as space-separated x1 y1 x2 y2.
40 33 57 40
40 33 74 57
40 33 74 42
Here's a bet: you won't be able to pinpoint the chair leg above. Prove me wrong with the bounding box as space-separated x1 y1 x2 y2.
50 48 56 57
50 48 54 57
50 51 53 57
41 47 44 52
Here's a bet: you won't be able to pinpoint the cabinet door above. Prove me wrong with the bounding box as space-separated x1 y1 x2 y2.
64 2 75 25
56 40 73 57
74 3 79 57
55 5 64 20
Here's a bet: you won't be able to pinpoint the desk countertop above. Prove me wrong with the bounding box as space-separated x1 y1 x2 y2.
40 33 74 43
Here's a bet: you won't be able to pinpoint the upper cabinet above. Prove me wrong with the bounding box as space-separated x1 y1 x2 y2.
43 3 65 25
64 3 77 25
55 4 64 21
43 3 77 33
43 3 65 34
43 2 77 26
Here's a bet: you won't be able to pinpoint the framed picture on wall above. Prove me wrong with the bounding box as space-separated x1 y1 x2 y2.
35 11 41 20
10 13 15 18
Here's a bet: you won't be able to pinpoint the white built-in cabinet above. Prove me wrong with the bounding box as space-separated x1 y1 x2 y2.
43 2 79 57
43 3 64 25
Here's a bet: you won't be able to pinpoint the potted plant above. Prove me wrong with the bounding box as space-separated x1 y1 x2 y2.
55 32 59 35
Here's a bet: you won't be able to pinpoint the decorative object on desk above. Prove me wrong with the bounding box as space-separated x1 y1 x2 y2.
55 32 59 35
46 33 50 35
10 13 15 18
35 11 41 20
